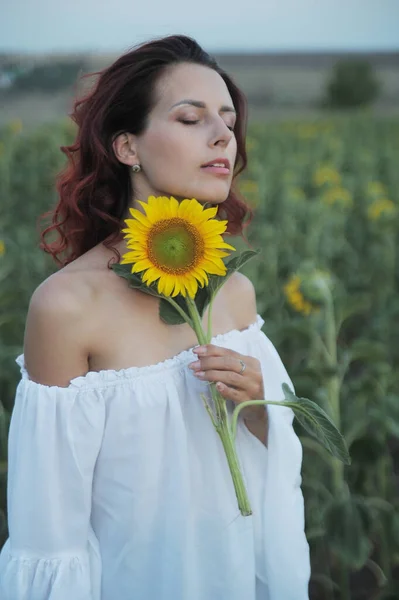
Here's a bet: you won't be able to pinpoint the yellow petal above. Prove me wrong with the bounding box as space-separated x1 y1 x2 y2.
200 206 218 220
142 268 162 285
205 249 230 258
204 239 235 251
191 268 207 286
127 208 151 227
120 251 143 264
196 269 209 286
177 198 195 218
183 275 198 298
200 259 226 275
173 280 185 297
162 276 176 297
185 200 206 221
131 259 152 273
202 223 228 236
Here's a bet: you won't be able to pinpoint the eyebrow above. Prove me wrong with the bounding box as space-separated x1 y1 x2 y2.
169 99 236 114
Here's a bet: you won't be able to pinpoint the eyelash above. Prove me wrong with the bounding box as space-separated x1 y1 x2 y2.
179 119 235 132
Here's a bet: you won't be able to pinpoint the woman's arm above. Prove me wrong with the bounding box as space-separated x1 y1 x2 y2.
0 273 105 599
24 272 92 385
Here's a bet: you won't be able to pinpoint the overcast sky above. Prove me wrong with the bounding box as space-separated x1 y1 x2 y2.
1 0 398 53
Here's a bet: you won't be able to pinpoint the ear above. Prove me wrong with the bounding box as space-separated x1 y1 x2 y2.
112 132 139 166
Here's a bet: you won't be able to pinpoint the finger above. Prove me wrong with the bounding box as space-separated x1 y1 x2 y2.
214 382 245 403
216 383 266 419
191 355 249 374
193 368 246 389
193 344 243 359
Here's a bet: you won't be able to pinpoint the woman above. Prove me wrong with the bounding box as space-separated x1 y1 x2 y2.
0 35 310 599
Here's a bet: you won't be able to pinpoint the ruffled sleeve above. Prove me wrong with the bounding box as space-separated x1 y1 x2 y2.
237 318 311 599
0 356 106 600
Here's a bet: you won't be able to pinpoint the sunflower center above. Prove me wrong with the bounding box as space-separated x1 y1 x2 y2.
147 217 205 273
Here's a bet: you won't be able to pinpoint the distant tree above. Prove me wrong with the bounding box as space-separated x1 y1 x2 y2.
9 60 86 94
323 58 381 108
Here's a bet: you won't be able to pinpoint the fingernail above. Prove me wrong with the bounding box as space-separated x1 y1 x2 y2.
189 361 201 370
193 346 206 355
194 371 205 378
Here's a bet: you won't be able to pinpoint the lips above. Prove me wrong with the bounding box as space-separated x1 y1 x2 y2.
201 158 230 169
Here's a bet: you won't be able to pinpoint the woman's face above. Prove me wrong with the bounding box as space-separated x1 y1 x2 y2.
123 62 238 209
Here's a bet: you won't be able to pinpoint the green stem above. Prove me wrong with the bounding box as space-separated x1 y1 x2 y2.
200 393 217 428
325 294 344 494
378 455 391 578
314 332 332 366
185 295 252 516
231 399 269 441
184 296 207 345
206 295 215 343
232 398 330 442
338 563 351 600
217 412 253 516
376 371 391 578
323 293 350 599
165 297 194 328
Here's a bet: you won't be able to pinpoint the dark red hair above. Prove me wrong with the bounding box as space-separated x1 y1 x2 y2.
40 34 254 267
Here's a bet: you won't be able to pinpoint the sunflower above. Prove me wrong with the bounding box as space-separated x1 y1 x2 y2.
120 196 236 298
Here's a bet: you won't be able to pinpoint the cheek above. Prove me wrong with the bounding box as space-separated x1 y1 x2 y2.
143 127 192 167
140 127 198 193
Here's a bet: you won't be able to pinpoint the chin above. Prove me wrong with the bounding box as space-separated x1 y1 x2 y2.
190 185 231 205
165 183 231 205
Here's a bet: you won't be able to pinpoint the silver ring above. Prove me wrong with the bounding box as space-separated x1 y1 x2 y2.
238 359 246 374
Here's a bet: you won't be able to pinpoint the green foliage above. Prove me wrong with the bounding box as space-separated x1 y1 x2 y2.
282 384 350 464
0 113 399 596
323 59 381 108
8 60 86 93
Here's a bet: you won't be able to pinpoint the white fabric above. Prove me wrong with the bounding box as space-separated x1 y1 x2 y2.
0 314 310 600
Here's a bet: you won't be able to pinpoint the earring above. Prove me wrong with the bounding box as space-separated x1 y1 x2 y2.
132 164 141 173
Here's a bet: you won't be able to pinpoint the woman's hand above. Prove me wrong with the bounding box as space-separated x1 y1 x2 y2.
189 344 266 422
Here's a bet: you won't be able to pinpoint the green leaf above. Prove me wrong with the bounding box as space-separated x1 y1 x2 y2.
111 263 193 324
206 249 261 304
348 338 388 364
336 293 371 329
158 297 187 325
364 559 388 589
282 383 351 465
111 263 161 298
386 419 399 439
301 476 333 502
309 573 340 594
158 284 211 325
0 401 8 458
305 527 326 541
324 496 372 569
388 511 399 551
349 435 386 465
345 418 370 446
363 497 395 513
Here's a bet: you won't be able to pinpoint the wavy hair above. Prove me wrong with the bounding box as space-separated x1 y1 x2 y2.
40 34 254 267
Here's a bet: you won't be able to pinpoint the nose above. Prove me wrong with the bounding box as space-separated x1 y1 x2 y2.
209 119 234 148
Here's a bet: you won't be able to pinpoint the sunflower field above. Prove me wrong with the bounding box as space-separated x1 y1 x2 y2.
0 112 398 599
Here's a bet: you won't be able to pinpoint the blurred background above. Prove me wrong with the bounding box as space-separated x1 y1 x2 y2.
0 1 398 599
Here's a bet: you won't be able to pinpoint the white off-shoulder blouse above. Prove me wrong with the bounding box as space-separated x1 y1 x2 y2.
0 314 310 600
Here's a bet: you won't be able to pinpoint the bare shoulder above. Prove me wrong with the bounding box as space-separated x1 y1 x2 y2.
223 271 258 330
24 265 97 387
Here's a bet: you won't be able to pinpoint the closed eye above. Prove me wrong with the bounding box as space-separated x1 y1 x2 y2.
179 119 200 125
179 119 235 132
